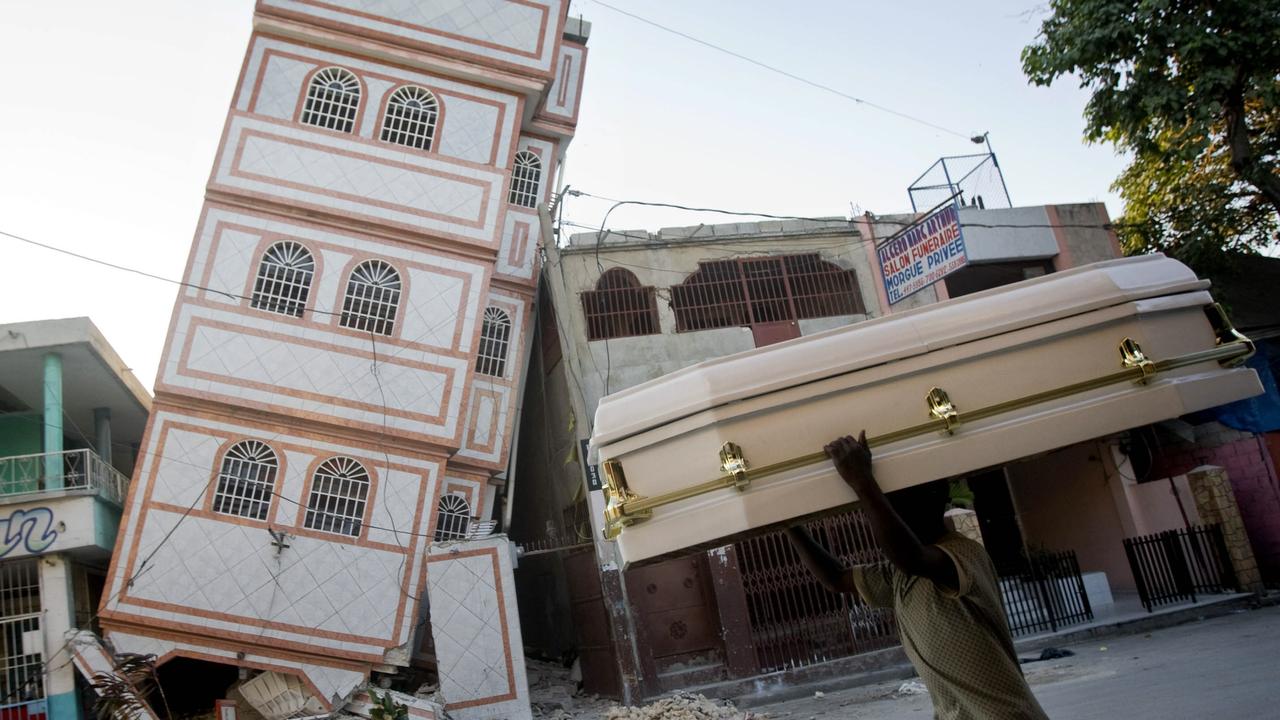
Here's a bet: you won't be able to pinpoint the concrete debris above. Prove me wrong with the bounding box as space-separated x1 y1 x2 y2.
604 693 768 720
527 658 766 719
895 680 929 696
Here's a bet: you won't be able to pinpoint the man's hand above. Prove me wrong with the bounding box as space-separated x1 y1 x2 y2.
825 431 875 492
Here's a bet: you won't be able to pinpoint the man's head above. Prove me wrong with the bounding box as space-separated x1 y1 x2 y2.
887 479 951 543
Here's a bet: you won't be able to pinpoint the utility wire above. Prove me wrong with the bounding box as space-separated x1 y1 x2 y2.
585 0 973 139
0 228 345 317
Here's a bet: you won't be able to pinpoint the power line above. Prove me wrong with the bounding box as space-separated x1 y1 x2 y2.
0 228 347 317
585 0 974 140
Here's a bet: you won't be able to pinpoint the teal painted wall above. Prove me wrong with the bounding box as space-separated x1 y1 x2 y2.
0 412 43 458
93 499 122 553
1 413 43 494
47 689 84 720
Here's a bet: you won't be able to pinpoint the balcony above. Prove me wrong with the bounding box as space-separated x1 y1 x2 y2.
0 449 129 506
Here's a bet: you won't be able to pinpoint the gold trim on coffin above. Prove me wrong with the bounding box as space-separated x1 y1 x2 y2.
600 306 1255 540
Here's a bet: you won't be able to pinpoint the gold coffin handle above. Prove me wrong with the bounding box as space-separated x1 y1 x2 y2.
601 458 649 540
926 387 959 434
1205 303 1255 367
1119 337 1156 384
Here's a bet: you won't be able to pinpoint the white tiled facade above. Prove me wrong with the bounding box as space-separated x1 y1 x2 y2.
100 0 586 711
427 536 530 720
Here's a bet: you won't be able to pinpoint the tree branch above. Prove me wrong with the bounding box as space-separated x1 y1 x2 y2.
1223 76 1280 215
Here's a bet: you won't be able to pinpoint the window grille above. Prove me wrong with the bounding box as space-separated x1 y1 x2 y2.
670 260 749 332
434 494 471 541
671 254 863 332
301 67 361 133
212 440 278 521
476 306 511 378
783 255 864 318
380 86 438 151
340 260 401 336
581 268 660 340
508 151 542 208
0 560 44 707
304 457 370 537
251 241 315 317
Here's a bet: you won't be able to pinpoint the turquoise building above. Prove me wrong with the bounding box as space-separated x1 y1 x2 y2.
0 318 149 719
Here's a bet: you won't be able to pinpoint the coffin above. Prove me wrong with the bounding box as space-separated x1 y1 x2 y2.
590 255 1262 568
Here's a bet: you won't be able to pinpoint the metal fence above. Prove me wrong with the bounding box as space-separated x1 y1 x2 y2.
997 550 1093 636
734 510 898 673
1123 524 1237 612
0 448 129 504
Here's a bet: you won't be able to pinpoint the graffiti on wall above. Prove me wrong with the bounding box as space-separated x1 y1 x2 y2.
0 507 59 557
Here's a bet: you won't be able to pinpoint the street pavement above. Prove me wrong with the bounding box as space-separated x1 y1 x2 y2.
756 604 1280 719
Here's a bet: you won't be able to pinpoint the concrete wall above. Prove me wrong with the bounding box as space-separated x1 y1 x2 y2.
509 307 587 658
551 222 876 413
1006 442 1138 592
1152 421 1280 584
1047 203 1123 268
1124 476 1200 535
956 206 1059 263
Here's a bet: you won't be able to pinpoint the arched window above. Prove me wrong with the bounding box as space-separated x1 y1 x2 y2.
250 241 315 317
213 440 277 520
380 86 438 151
304 457 370 537
434 494 471 541
339 260 401 335
476 306 511 378
508 151 541 208
671 254 864 332
301 67 361 133
581 268 660 340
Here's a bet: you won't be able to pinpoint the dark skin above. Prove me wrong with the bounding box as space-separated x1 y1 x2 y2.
786 431 960 594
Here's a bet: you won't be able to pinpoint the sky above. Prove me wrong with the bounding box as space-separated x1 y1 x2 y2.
0 0 1128 388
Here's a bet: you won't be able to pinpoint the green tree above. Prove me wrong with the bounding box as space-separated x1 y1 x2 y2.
1022 0 1280 272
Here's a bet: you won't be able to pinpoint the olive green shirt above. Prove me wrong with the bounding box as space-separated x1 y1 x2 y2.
851 533 1049 720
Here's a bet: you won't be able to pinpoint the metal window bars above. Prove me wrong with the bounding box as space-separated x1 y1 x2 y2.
434 494 471 541
339 260 401 336
251 241 315 318
380 86 438 151
509 151 542 208
303 457 370 537
671 254 863 332
212 440 278 521
0 559 44 709
301 67 361 133
477 306 512 378
0 448 129 504
581 268 661 341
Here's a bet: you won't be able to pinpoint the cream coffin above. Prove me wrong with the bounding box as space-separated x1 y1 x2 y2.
590 255 1263 568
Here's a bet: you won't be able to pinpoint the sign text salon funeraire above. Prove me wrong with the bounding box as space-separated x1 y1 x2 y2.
877 203 968 304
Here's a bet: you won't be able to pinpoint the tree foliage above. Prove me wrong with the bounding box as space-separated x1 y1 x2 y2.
1022 0 1280 273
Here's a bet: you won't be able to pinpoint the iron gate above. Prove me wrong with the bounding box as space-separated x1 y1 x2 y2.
997 550 1093 636
1123 524 1237 611
734 511 898 673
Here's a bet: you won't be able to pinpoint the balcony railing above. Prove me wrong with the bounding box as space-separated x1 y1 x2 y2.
0 449 130 505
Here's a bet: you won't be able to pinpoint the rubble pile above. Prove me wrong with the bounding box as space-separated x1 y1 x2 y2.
604 693 768 720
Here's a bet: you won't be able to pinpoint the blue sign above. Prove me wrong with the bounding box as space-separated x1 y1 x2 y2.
877 203 968 304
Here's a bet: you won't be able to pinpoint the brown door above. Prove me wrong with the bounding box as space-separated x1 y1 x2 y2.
626 553 725 687
564 549 622 698
751 320 801 347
